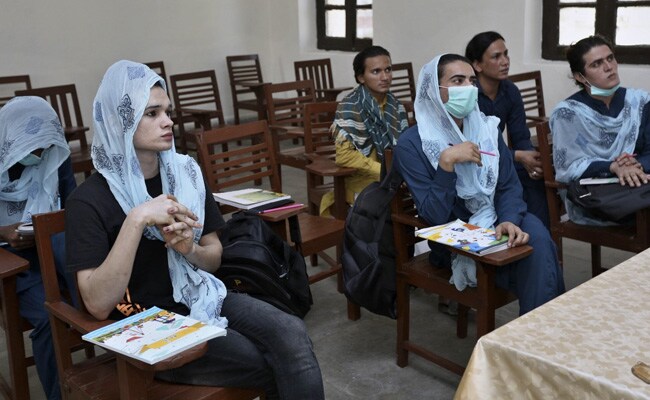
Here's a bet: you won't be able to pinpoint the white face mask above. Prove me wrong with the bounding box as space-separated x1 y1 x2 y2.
18 153 41 166
580 73 620 97
439 85 478 119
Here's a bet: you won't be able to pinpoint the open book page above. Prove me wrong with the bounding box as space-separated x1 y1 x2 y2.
415 219 508 256
82 306 226 364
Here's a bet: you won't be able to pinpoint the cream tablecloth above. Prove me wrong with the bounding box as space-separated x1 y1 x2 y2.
455 248 650 399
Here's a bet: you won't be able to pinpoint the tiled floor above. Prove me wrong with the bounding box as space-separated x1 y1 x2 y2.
0 163 635 399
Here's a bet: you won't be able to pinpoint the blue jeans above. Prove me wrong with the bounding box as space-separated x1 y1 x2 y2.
13 232 73 400
156 292 324 400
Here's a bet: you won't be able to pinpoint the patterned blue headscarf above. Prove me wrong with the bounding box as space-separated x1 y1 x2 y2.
92 60 228 328
0 96 70 226
415 55 501 290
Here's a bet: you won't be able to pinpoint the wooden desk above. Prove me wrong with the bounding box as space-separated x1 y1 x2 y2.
455 248 650 400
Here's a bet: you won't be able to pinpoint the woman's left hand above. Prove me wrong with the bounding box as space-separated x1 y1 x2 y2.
159 219 196 255
494 221 529 247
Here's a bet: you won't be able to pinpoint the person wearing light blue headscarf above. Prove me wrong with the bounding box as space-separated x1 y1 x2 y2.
65 60 323 399
0 96 77 400
550 35 650 226
394 54 564 315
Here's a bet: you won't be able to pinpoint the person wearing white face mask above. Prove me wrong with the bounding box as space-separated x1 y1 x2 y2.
0 96 77 400
550 35 650 225
393 54 564 315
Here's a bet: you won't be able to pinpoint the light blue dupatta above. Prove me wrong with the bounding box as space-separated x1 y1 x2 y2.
415 55 501 290
0 97 70 226
92 60 228 328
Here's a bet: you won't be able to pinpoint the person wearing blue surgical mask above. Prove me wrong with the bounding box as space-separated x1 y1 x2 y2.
550 35 650 225
393 54 564 315
0 96 77 400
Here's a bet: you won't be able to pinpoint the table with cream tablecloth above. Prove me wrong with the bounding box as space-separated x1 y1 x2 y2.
455 248 650 399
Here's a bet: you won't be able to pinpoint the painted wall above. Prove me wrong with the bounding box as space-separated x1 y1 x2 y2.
3 0 650 132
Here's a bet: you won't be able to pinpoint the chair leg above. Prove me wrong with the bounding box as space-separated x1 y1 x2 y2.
1 277 30 400
456 304 469 339
347 300 361 321
591 244 603 276
396 276 410 367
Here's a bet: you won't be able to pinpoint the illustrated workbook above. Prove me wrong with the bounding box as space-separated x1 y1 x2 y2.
82 306 226 364
415 219 509 256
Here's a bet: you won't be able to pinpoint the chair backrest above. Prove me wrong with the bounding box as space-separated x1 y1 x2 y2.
15 84 88 147
226 54 263 98
144 61 168 86
509 70 546 128
196 120 281 197
303 101 337 155
390 62 416 103
264 79 316 130
0 75 32 108
169 70 225 124
535 120 566 225
294 59 335 102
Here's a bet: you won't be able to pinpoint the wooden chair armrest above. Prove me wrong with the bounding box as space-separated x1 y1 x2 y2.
258 204 307 222
318 87 353 101
305 156 355 177
117 341 209 372
449 245 533 266
268 124 303 137
46 300 209 372
45 300 112 334
0 248 29 279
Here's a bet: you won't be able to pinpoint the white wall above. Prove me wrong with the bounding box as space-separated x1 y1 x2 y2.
269 0 650 115
3 0 650 132
1 0 273 127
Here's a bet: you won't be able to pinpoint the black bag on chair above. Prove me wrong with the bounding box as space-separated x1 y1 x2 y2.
567 180 650 221
217 212 313 318
341 165 403 319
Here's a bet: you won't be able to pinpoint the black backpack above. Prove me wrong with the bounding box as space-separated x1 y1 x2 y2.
341 166 403 319
216 212 313 318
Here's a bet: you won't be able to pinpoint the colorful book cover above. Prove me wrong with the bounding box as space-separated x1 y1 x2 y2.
82 306 226 365
415 219 509 256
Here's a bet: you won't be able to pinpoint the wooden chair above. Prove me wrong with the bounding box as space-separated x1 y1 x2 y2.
226 54 266 124
169 70 226 153
195 120 361 320
0 249 31 400
509 70 546 129
15 84 93 178
389 62 416 126
0 75 31 108
263 80 317 186
388 151 532 375
294 58 352 102
32 210 265 400
301 101 354 220
144 61 168 86
536 120 650 276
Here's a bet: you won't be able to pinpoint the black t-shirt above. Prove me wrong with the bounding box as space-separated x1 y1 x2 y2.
66 172 225 320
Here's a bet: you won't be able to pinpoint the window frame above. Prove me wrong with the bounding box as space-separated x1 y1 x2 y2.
316 0 372 52
542 0 650 65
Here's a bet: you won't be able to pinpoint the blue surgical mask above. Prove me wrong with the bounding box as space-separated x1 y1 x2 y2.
440 85 478 119
581 74 620 97
18 153 41 167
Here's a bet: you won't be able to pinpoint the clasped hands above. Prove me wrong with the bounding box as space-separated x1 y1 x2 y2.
139 194 202 255
610 153 648 187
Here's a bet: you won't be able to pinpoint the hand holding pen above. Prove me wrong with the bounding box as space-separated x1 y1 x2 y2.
440 142 484 171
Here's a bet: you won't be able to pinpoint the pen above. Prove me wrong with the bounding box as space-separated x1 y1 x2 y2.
448 143 497 157
259 203 304 214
